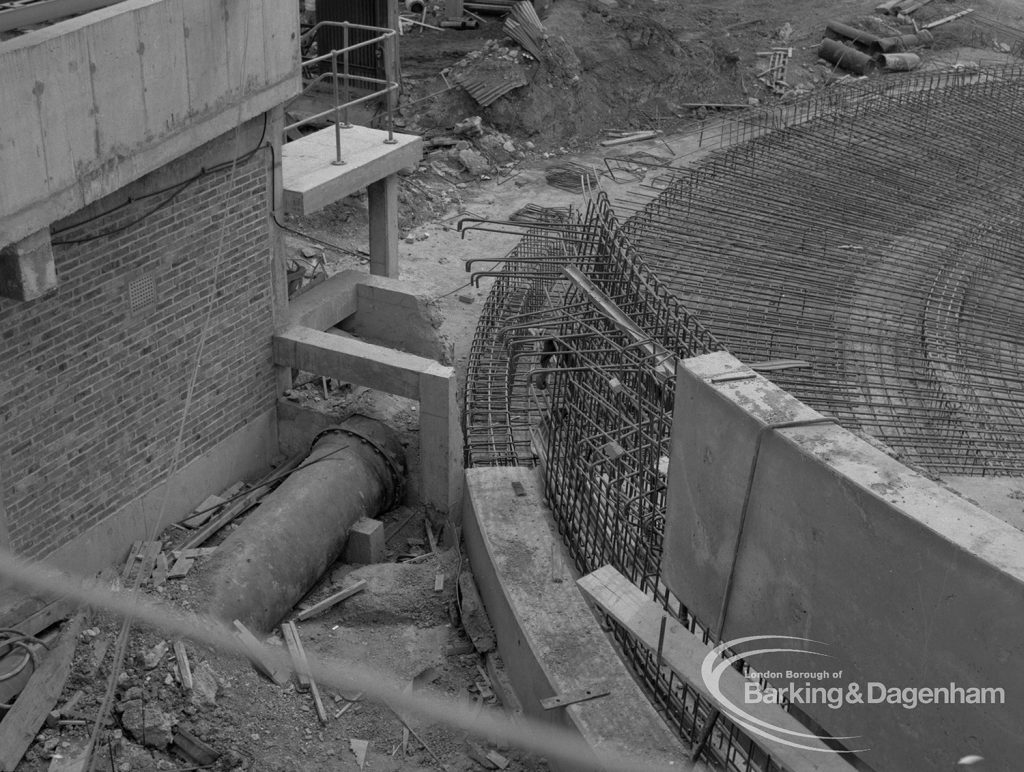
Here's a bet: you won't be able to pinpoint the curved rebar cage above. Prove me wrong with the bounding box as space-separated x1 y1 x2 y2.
463 65 1024 770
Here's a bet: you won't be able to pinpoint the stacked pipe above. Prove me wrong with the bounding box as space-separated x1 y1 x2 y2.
819 20 932 73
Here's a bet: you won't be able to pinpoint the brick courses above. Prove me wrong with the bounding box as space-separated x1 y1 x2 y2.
0 145 277 558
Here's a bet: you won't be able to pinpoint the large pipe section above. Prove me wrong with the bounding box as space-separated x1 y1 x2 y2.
818 38 875 75
825 21 933 52
203 415 406 632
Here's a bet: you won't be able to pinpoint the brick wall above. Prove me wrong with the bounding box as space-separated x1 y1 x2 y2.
0 135 277 559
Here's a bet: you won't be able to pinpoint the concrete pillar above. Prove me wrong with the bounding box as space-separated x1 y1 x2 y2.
367 174 399 278
0 228 57 301
419 363 463 516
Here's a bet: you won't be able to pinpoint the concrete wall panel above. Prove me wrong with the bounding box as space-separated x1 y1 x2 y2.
136 0 189 138
664 351 1024 772
0 0 299 246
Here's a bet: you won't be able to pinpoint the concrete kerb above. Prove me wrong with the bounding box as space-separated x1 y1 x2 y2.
461 466 692 772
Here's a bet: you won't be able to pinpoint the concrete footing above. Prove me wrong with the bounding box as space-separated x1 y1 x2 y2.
462 466 690 772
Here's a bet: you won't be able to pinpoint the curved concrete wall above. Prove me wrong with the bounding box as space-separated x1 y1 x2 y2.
462 466 691 772
664 351 1024 771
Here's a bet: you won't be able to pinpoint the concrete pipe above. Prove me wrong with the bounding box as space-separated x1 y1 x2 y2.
405 0 425 13
818 38 876 75
203 415 406 632
877 52 922 72
824 21 882 51
876 29 934 53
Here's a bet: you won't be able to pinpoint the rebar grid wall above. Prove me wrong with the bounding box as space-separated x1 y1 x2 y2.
463 67 1024 770
464 199 791 770
622 65 1024 476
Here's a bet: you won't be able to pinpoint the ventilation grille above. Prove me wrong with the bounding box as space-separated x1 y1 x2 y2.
127 275 156 315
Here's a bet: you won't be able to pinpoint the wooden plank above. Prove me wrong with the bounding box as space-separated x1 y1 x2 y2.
599 131 660 147
308 667 328 725
283 622 327 723
173 641 193 691
577 566 859 772
121 541 143 581
280 622 311 692
295 580 367 622
135 542 162 586
539 688 610 710
182 494 227 529
181 455 303 551
0 614 83 771
151 552 169 587
231 620 290 687
167 556 195 580
4 596 73 640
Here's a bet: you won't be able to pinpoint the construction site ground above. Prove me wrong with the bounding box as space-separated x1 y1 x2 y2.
11 0 1024 770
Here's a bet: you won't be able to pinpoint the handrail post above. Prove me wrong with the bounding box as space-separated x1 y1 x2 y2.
331 52 345 166
342 23 351 128
384 31 397 145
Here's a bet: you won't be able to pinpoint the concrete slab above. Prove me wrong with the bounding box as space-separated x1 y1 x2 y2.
462 466 691 772
281 125 421 216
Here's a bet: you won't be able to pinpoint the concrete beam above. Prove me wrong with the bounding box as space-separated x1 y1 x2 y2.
462 467 691 772
280 125 421 216
367 174 399 278
0 228 56 301
273 325 462 513
0 0 300 246
274 326 426 399
283 270 362 330
665 350 1024 772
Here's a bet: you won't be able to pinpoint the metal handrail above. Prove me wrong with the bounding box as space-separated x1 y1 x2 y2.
284 21 399 164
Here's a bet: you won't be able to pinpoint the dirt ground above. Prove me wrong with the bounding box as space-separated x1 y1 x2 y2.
14 0 1024 770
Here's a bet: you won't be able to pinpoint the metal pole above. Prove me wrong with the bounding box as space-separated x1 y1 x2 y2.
384 32 397 144
331 53 344 166
342 23 351 128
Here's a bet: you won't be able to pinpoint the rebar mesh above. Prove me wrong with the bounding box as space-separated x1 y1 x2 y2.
462 196 783 770
462 65 1024 770
621 65 1024 476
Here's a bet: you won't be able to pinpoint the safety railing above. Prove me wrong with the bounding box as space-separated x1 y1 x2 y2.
284 21 400 165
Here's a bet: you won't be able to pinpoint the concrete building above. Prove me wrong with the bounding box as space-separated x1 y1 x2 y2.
0 0 456 597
